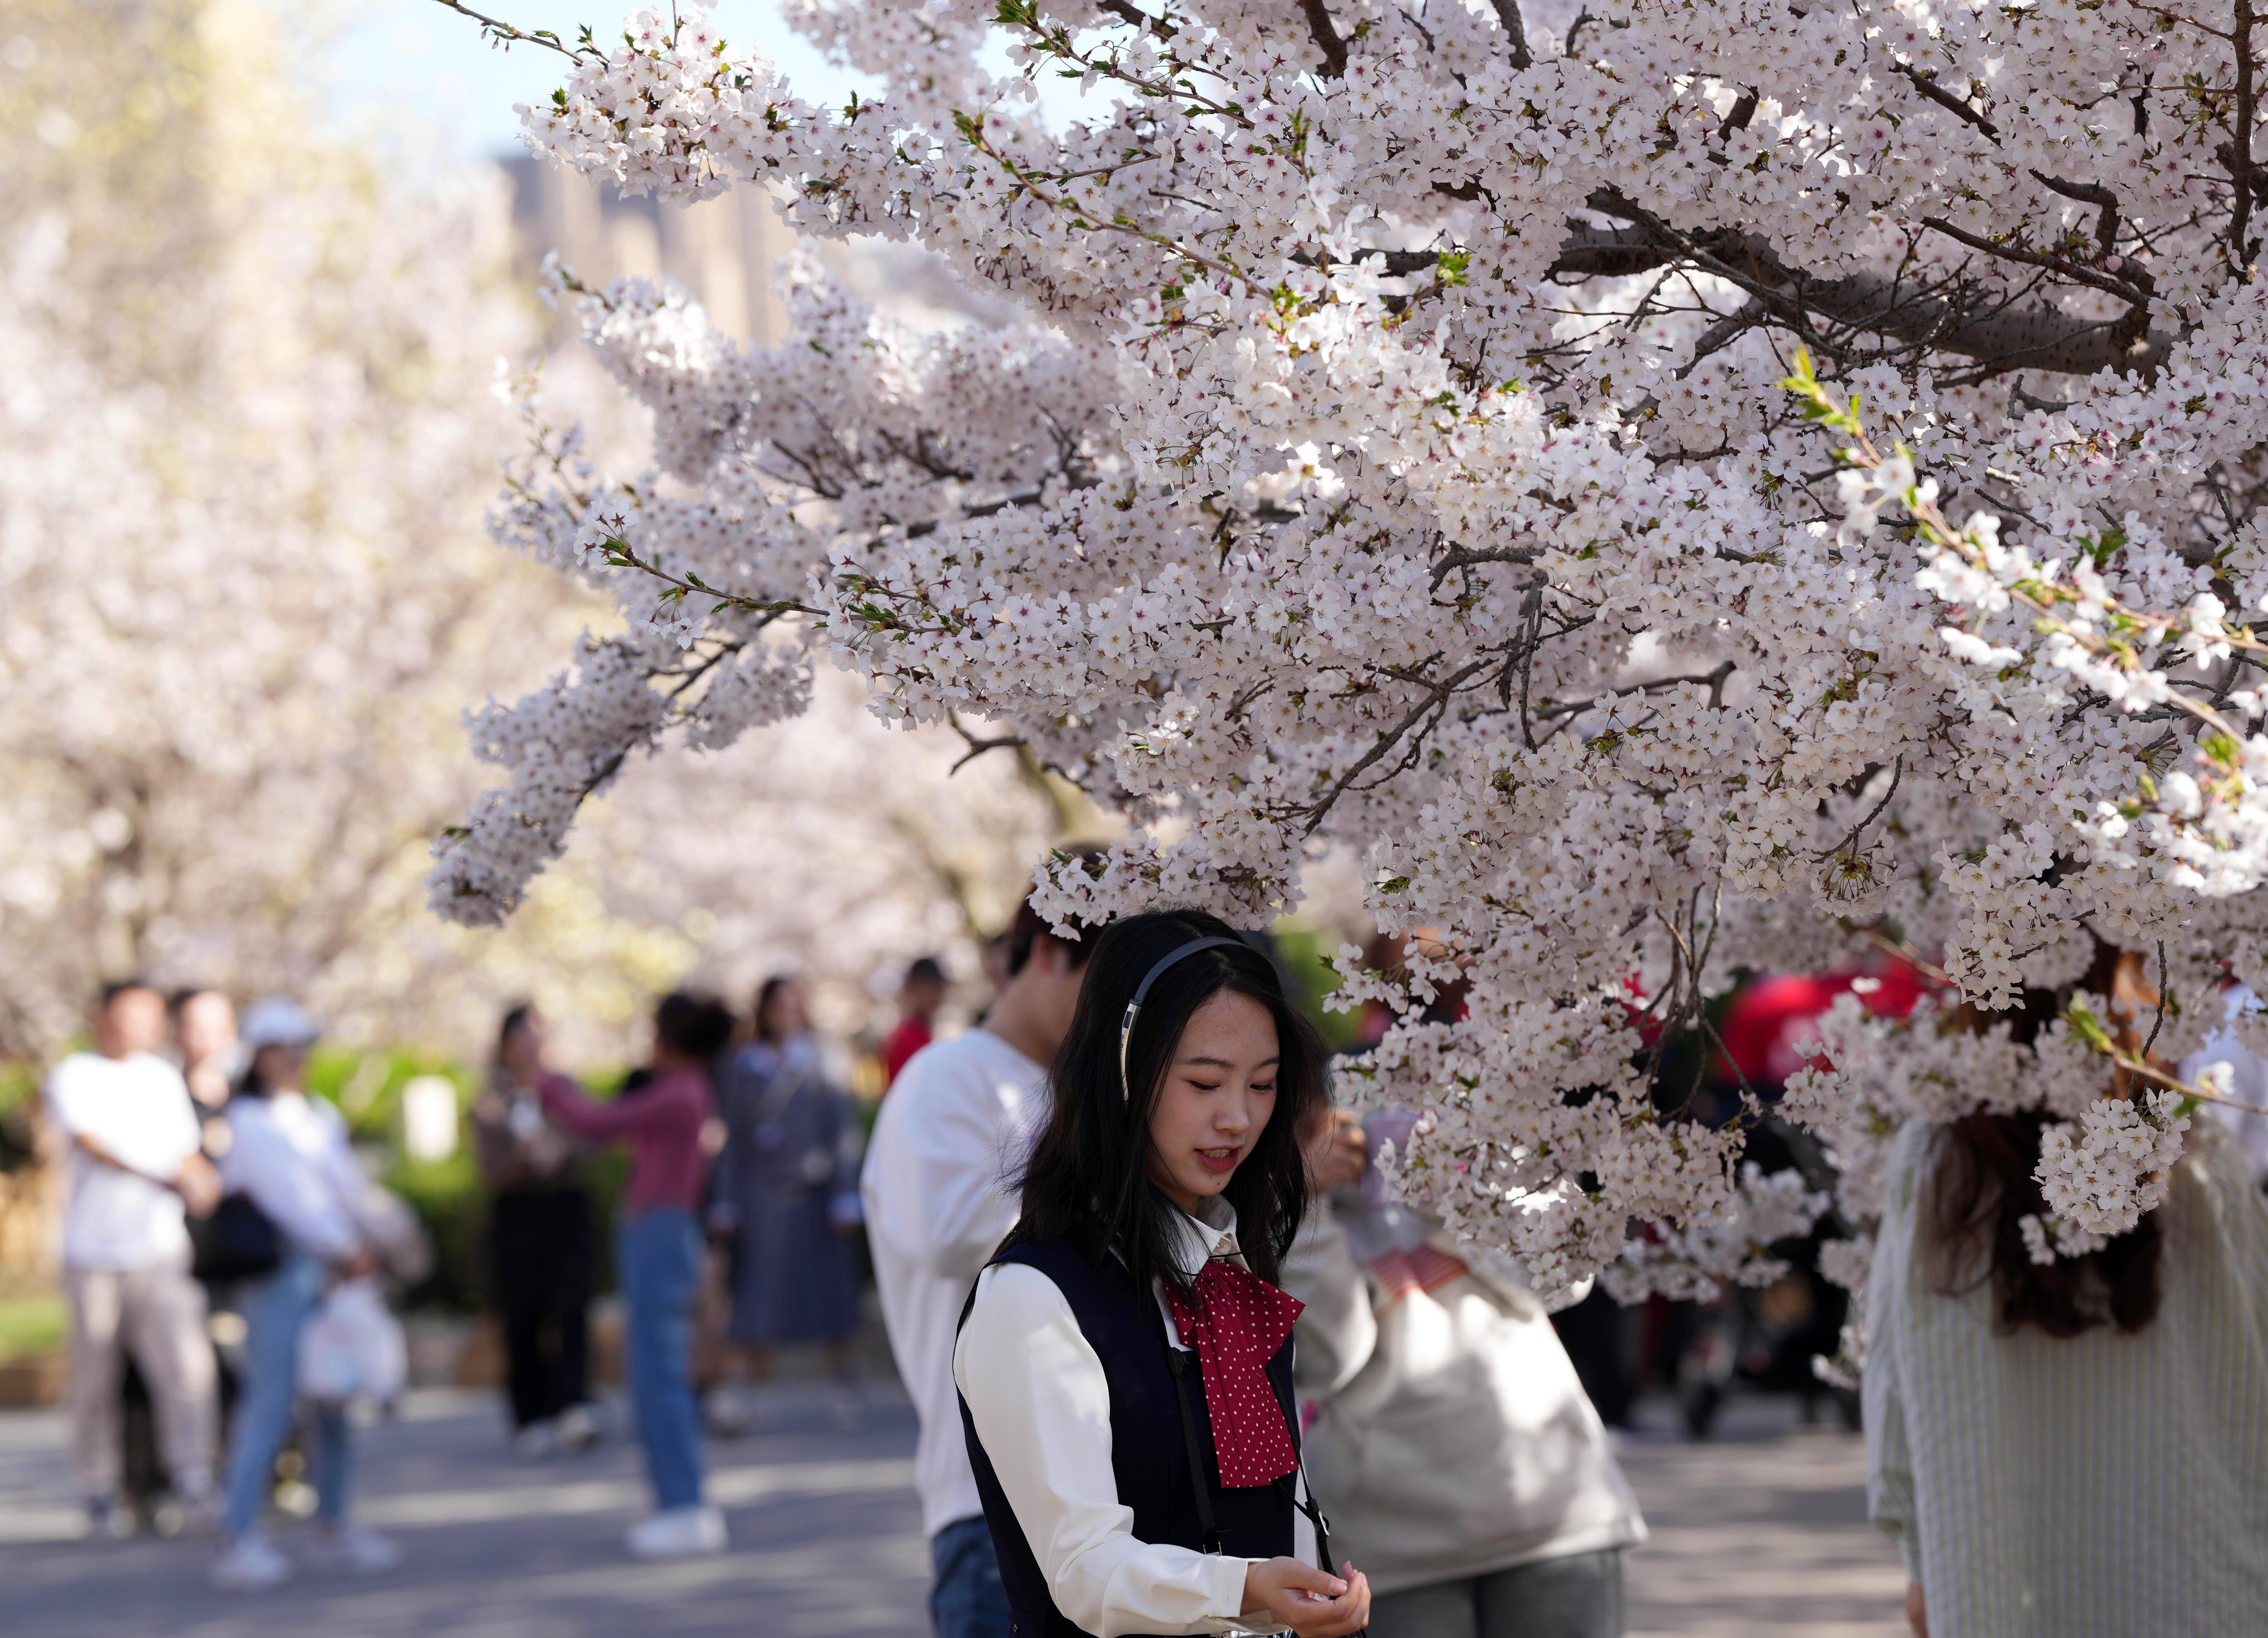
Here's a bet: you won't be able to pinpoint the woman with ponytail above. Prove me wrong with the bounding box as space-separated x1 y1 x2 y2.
954 908 1371 1638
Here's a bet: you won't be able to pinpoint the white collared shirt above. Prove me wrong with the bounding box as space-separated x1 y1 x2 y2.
953 1198 1313 1638
860 1029 1049 1537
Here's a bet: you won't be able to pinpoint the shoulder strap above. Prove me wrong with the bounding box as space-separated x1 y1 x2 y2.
1147 1296 1225 1555
1261 1360 1342 1580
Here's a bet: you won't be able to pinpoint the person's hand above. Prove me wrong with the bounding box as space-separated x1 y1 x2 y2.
1242 1556 1371 1637
172 1153 224 1216
333 1248 379 1283
1905 1581 1927 1638
1301 1109 1368 1193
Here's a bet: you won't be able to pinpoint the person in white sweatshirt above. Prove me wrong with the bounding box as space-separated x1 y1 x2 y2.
1281 1109 1647 1638
209 998 399 1593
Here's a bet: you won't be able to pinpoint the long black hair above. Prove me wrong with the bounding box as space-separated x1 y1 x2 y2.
1009 909 1328 1296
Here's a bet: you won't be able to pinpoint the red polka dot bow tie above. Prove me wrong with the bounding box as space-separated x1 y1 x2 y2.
1163 1259 1306 1488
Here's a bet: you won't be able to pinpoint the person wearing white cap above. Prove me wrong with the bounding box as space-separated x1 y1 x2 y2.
208 998 399 1593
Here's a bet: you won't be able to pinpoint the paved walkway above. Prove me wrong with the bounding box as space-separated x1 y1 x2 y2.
0 1386 1904 1635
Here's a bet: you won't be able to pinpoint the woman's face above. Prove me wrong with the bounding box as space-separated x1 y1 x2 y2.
764 982 810 1041
1144 989 1280 1215
255 1042 308 1092
499 1014 546 1078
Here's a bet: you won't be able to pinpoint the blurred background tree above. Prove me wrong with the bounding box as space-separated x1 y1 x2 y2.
0 0 1075 1076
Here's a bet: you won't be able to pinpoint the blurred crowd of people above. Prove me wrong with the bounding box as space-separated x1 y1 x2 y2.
43 983 418 1590
38 909 2268 1638
34 956 937 1587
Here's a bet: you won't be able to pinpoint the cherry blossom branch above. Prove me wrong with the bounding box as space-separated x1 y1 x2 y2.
425 0 599 59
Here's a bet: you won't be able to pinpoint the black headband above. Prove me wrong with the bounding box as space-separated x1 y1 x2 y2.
1117 936 1247 1104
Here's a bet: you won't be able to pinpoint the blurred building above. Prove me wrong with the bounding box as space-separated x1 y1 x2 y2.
505 155 793 346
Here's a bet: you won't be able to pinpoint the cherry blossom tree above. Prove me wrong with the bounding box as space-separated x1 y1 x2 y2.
429 0 2268 1299
1 0 1066 1064
0 0 610 1055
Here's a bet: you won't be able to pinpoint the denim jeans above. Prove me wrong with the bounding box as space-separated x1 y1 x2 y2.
221 1254 353 1537
1368 1548 1627 1638
617 1208 705 1510
928 1514 1012 1638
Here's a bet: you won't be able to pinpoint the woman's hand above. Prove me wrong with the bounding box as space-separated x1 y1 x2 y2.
1905 1581 1928 1637
1242 1556 1371 1636
1301 1109 1368 1192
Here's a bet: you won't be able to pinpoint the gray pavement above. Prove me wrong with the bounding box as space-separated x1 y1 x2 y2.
0 1385 1905 1636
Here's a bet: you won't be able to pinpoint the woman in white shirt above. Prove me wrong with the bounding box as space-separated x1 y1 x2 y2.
1866 1107 2268 1637
954 909 1372 1638
209 999 399 1593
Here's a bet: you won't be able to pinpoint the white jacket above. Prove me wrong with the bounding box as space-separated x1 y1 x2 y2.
1280 1192 1647 1595
222 1091 365 1263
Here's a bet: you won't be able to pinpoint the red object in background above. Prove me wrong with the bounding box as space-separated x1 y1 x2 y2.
880 1014 934 1089
1716 961 1932 1087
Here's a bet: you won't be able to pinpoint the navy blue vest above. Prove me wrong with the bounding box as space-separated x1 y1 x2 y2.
957 1238 1296 1638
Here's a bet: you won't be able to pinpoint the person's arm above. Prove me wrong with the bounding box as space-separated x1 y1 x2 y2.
45 1062 212 1202
1864 1129 1926 1590
1277 1196 1379 1400
825 1083 865 1229
470 1088 531 1192
867 1070 1028 1279
538 1071 673 1142
225 1109 361 1263
706 1065 747 1234
956 1263 1288 1637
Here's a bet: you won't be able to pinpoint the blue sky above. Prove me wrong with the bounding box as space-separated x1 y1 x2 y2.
318 0 877 164
314 0 1099 170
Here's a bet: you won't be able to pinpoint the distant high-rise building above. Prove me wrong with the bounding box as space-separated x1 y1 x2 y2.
505 155 793 346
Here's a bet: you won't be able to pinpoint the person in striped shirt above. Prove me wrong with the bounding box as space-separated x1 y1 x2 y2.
1865 1105 2268 1637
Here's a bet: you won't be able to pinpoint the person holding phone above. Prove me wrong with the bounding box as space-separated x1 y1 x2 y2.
954 909 1372 1638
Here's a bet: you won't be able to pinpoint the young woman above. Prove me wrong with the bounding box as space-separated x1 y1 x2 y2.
211 998 397 1593
707 975 862 1426
954 909 1373 1638
539 990 733 1560
471 1005 597 1458
1866 985 2268 1636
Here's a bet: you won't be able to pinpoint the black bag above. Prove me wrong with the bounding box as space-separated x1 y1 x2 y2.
190 1192 282 1284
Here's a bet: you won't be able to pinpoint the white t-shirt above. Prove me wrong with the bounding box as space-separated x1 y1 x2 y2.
858 1028 1047 1538
43 1051 202 1271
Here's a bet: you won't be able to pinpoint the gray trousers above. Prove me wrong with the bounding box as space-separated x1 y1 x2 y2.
63 1251 217 1502
1368 1548 1627 1638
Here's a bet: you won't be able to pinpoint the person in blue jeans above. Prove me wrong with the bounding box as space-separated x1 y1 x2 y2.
210 999 399 1592
929 1514 1014 1638
541 992 734 1559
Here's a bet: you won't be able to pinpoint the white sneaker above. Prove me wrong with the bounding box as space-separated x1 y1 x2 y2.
212 1532 295 1593
82 1497 133 1543
171 1477 224 1538
556 1403 601 1454
512 1419 559 1460
625 1504 726 1560
307 1524 402 1577
702 1383 757 1438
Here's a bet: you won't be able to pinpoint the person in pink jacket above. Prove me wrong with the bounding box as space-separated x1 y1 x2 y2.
539 991 731 1560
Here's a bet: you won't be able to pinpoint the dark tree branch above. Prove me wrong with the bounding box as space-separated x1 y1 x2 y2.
1097 0 1178 39
2032 172 2123 260
1296 0 1348 75
1490 0 1533 70
1920 215 2152 306
1893 64 1998 139
1544 213 2173 378
1430 542 1540 590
